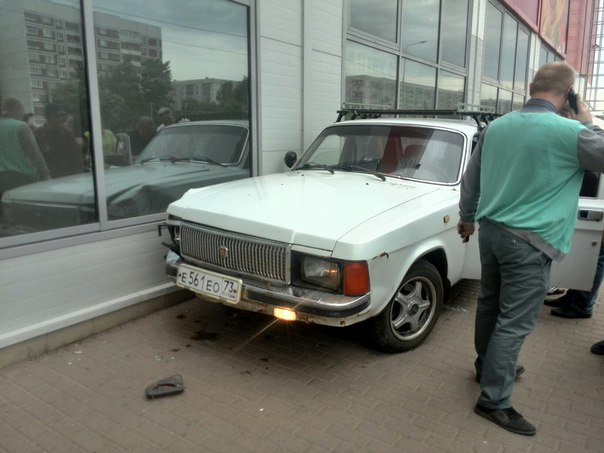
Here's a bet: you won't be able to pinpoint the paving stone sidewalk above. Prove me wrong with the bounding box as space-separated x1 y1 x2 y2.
0 279 602 452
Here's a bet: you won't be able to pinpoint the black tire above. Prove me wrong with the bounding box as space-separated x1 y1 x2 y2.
367 260 444 353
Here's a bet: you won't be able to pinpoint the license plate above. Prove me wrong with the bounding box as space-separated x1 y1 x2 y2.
176 264 242 304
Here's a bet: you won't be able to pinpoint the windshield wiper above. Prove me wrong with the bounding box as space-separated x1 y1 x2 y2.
339 165 386 181
299 162 335 174
139 155 226 167
185 156 227 167
139 155 179 164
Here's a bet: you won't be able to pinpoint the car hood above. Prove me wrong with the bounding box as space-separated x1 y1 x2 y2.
1 162 225 205
169 171 448 250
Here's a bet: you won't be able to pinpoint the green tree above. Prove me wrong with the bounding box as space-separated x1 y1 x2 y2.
140 59 173 117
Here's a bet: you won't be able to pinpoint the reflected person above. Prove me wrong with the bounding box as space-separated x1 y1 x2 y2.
0 97 50 197
35 103 84 178
130 116 156 157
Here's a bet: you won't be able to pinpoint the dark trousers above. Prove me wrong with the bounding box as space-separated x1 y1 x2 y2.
475 220 551 409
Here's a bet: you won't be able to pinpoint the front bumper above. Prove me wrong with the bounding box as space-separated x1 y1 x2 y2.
165 250 371 325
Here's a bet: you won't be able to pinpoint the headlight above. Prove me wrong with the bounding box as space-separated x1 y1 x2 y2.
300 256 341 290
166 215 182 245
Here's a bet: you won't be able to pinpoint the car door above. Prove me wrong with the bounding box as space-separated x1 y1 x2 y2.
461 176 604 291
549 176 604 291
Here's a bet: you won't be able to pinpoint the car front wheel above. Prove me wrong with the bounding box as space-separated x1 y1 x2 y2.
367 260 443 353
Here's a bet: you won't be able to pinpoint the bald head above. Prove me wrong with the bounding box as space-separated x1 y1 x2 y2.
529 62 576 97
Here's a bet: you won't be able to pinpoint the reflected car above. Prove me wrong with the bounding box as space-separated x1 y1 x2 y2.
1 120 250 232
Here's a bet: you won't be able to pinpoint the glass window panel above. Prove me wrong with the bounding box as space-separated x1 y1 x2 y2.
480 83 498 112
483 2 502 79
500 14 517 89
441 0 468 67
497 89 513 114
514 29 529 91
91 0 251 220
539 46 548 68
350 0 397 43
344 41 397 108
399 59 436 109
401 0 438 62
437 71 465 109
512 93 525 111
0 0 94 237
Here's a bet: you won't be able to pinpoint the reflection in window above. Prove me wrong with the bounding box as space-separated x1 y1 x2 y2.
350 0 397 43
512 93 525 111
91 0 251 220
500 14 517 89
441 0 468 67
480 83 498 112
399 60 436 109
437 71 465 109
0 0 251 241
401 0 438 62
515 30 529 91
344 41 397 108
0 0 93 237
497 90 513 114
483 3 502 80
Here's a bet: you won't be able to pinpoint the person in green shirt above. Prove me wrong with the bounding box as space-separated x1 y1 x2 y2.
457 61 604 436
0 97 49 196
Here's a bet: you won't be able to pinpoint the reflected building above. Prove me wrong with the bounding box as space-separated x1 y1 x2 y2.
0 0 161 123
345 75 463 111
344 75 397 109
173 77 235 108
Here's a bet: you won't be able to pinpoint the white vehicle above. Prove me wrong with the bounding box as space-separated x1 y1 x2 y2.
160 107 604 352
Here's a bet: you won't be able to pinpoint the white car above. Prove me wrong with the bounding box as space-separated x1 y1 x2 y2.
161 108 604 352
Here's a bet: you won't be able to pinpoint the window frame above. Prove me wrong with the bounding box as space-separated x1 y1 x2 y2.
344 0 470 110
0 0 257 254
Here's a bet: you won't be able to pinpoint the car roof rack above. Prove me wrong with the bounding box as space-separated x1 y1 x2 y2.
336 104 500 130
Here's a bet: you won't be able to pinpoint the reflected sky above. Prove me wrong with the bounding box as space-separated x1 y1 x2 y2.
93 0 248 81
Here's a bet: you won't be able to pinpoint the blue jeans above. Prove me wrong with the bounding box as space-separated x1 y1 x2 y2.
564 243 604 315
474 221 551 409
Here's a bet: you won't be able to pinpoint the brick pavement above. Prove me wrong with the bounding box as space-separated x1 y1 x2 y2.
0 279 602 452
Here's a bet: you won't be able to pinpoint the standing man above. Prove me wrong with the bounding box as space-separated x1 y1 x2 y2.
457 61 604 436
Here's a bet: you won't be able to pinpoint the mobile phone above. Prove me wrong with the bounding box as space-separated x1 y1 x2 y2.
568 88 578 113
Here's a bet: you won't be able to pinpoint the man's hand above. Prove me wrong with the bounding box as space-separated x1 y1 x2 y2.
456 220 475 243
575 93 593 124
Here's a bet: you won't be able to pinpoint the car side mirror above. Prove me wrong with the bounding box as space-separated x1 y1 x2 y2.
284 151 297 168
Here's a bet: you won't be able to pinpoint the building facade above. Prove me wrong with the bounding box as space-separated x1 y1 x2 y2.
0 0 598 363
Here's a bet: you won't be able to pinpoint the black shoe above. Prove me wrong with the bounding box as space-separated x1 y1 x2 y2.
476 365 525 383
550 306 592 319
544 293 572 307
591 340 604 355
474 404 536 436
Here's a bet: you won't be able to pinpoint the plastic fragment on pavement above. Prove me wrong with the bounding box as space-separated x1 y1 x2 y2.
145 374 185 399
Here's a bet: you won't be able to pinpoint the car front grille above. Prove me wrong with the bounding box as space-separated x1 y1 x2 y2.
180 223 290 284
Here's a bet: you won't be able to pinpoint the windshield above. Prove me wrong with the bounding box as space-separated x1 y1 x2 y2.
294 125 465 184
136 124 248 165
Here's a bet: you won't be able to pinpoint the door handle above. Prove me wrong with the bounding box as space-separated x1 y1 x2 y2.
578 210 604 221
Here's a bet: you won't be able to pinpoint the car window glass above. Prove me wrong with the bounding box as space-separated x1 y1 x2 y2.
298 125 464 184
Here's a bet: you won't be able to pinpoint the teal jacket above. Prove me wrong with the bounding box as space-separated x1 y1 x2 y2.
459 99 604 260
0 117 49 180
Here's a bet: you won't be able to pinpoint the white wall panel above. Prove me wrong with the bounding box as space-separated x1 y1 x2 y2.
258 0 343 174
0 231 174 348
